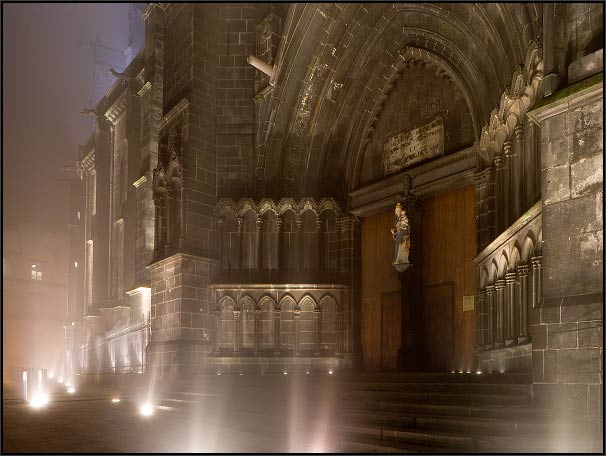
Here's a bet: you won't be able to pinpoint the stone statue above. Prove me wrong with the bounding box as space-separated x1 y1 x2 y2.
391 202 411 266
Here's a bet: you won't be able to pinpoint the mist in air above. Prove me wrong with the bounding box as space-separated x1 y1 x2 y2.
3 3 129 372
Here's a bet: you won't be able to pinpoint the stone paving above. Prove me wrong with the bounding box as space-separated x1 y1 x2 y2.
3 376 340 453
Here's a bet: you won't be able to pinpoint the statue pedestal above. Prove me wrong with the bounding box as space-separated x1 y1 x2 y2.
393 262 412 273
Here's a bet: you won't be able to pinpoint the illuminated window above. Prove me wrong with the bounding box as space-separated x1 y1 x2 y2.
31 264 42 281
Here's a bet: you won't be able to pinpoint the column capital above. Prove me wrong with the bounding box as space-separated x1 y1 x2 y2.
256 217 263 230
314 310 321 317
503 141 513 156
517 264 530 276
505 271 518 284
531 255 542 268
494 154 504 169
485 284 495 295
316 219 323 231
494 279 506 290
276 218 282 231
296 218 302 230
217 216 224 226
514 125 525 141
233 310 241 317
476 290 487 300
237 217 244 234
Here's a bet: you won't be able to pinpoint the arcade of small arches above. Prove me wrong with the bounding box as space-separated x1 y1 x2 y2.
210 293 342 357
475 201 543 370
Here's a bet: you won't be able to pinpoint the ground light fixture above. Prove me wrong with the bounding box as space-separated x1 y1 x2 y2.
140 403 154 416
29 393 49 408
111 398 121 403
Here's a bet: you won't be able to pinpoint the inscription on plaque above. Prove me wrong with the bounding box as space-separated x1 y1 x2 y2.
383 118 444 174
462 295 475 312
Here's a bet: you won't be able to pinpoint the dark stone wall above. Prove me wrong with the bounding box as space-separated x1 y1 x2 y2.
359 62 474 186
532 84 603 416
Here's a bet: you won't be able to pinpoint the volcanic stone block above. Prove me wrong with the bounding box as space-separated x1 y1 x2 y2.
547 322 578 349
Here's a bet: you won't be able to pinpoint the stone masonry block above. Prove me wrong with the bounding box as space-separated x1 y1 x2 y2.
543 349 559 383
543 261 603 298
532 324 547 349
561 300 603 323
557 348 601 383
542 135 571 169
532 349 544 382
572 126 603 163
547 322 578 349
542 193 603 239
578 321 602 348
570 153 603 198
542 165 570 205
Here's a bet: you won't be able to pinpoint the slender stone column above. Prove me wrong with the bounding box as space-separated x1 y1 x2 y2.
294 310 301 355
473 168 495 251
275 218 282 271
503 141 513 229
180 182 187 239
237 217 244 270
494 155 504 233
153 196 161 255
531 256 543 309
485 285 496 349
336 311 342 356
253 309 260 355
317 218 323 272
505 272 518 346
524 122 538 207
517 265 530 344
296 217 303 272
256 217 263 272
494 280 506 348
273 310 281 355
233 310 241 354
542 3 559 95
314 310 321 356
218 217 224 271
476 291 487 349
213 309 220 354
167 187 175 246
512 126 524 220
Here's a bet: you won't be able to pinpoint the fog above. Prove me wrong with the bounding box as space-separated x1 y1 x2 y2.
3 3 129 373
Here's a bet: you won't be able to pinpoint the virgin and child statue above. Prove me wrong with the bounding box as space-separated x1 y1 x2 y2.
391 202 411 265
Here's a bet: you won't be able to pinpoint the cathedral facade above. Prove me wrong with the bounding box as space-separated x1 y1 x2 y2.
65 3 603 415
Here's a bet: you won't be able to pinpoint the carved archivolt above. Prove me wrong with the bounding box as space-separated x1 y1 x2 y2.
478 40 544 166
214 197 342 218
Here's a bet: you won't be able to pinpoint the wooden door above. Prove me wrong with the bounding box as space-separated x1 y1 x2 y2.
381 291 401 371
422 283 454 372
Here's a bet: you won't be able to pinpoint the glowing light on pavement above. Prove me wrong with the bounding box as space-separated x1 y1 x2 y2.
328 370 333 375
111 398 121 403
67 387 75 394
30 393 49 408
140 403 154 416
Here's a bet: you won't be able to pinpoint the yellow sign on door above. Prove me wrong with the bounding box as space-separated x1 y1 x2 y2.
462 295 475 312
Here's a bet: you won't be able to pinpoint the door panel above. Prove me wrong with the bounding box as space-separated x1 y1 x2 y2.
381 291 401 371
422 283 454 372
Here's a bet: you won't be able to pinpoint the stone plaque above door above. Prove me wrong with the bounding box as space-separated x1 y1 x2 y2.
383 118 444 175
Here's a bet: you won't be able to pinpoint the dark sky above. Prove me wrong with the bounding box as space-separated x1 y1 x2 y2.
3 3 130 230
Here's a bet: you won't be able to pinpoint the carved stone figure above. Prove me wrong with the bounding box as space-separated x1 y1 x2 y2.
391 202 410 265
